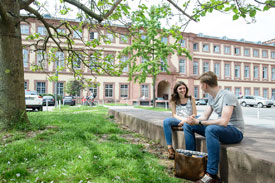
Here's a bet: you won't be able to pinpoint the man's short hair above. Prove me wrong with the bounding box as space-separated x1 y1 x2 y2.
199 71 218 87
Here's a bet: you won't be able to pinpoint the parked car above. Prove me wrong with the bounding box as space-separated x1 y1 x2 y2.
42 96 55 106
25 90 43 111
63 96 76 106
272 99 275 106
195 99 207 105
239 95 273 108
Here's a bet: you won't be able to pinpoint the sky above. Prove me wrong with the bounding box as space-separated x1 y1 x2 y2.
184 8 275 42
37 0 275 43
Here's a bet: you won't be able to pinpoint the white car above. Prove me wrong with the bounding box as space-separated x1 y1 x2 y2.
25 90 43 111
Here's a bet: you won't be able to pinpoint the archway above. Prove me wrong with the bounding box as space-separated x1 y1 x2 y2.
157 80 171 100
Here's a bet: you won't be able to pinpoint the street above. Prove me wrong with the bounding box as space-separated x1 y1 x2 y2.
196 105 275 129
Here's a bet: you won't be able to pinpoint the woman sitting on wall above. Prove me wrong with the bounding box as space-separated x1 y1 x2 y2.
163 81 197 159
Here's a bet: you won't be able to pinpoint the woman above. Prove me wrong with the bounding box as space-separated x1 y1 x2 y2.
163 81 197 159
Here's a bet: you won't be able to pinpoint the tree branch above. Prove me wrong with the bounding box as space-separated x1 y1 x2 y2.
63 0 104 22
20 0 35 9
0 1 8 22
103 0 123 19
166 0 197 22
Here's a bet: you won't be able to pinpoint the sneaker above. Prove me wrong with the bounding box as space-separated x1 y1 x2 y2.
194 173 222 183
167 147 175 160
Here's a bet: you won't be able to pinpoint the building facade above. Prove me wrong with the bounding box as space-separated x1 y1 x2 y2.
21 17 275 104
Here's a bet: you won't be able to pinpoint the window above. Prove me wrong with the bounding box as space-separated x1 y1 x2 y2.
106 33 114 42
193 61 198 75
90 32 98 40
263 66 268 79
160 59 166 72
36 82 46 94
56 52 64 68
24 82 28 90
244 66 250 78
73 30 82 39
37 26 47 36
203 62 209 73
193 43 198 51
194 86 199 98
180 39 185 47
57 82 64 96
235 88 241 97
272 89 275 99
121 56 128 72
141 85 149 98
105 84 113 97
244 88 250 95
37 50 46 69
244 48 250 56
254 88 259 96
234 47 240 55
120 84 128 98
253 66 259 79
89 55 97 70
224 46 230 54
214 63 220 77
234 65 240 78
21 25 29 34
262 50 268 58
23 49 29 68
224 64 230 77
57 28 65 34
202 44 209 52
161 37 168 44
89 84 98 97
253 49 259 57
179 59 185 74
224 87 231 91
272 52 275 58
272 68 275 80
73 54 81 69
120 34 128 43
263 89 268 98
213 45 220 53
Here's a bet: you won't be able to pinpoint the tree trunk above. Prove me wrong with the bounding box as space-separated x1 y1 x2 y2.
152 74 156 108
0 1 29 129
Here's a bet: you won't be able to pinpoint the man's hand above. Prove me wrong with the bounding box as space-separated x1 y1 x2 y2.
186 116 199 126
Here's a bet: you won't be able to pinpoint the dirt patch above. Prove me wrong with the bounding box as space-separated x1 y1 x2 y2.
113 119 191 183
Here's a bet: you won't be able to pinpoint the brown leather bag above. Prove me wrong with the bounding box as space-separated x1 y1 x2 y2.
174 149 208 181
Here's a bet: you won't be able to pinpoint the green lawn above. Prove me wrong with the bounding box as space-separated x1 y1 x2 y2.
0 106 182 183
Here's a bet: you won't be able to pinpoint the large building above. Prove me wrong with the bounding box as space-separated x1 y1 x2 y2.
21 17 275 104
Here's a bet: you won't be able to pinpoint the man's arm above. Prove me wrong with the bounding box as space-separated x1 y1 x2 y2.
198 105 213 121
189 105 233 127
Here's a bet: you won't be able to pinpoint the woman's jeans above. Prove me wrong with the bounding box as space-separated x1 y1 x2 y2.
184 123 243 175
163 118 181 145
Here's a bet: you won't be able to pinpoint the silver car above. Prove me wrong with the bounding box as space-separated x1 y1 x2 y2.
239 95 273 108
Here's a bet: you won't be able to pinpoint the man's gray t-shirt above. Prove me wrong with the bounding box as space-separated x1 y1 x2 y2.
208 89 244 133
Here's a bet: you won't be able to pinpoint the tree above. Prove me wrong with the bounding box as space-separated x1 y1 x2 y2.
65 80 83 96
120 5 191 107
0 0 128 129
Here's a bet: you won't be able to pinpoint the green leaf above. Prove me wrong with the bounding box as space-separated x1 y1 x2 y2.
233 14 239 20
249 9 257 17
263 5 270 11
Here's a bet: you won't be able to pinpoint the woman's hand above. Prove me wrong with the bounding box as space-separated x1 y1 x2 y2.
178 120 185 127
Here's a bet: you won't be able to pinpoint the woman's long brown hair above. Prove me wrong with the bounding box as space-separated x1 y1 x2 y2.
170 81 191 105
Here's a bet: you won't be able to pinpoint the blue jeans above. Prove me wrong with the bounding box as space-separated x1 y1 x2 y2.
163 118 181 145
184 123 243 175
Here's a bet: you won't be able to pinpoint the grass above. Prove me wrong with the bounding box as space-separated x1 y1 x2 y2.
0 106 182 183
103 103 129 106
134 106 171 112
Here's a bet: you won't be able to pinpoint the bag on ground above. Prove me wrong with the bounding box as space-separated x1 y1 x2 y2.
174 149 208 181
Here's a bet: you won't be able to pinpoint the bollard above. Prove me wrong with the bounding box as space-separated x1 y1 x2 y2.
46 100 48 112
257 106 260 120
59 100 61 110
165 101 167 110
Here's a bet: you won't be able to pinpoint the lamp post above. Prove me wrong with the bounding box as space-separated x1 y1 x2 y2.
55 56 59 107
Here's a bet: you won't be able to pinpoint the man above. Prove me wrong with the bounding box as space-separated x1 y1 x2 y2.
184 71 244 183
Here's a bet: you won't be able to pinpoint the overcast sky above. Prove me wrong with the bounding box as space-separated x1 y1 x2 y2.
184 8 275 42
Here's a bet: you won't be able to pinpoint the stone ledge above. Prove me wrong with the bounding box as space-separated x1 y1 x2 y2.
108 108 275 183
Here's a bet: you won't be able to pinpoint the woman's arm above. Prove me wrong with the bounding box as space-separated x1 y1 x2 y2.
191 96 197 116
